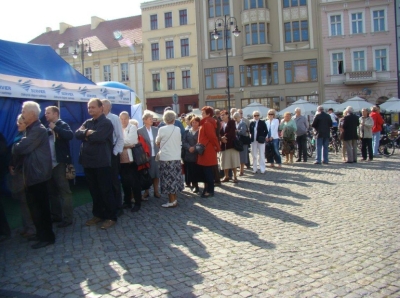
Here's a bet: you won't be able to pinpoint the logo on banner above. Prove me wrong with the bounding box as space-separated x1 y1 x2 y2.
51 83 64 94
17 79 33 92
100 88 109 97
117 90 127 100
78 86 89 96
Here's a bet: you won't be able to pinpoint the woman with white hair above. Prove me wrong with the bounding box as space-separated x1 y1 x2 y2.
293 107 309 162
265 109 282 167
156 110 183 208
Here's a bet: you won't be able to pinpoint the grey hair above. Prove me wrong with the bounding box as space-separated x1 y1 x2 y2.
317 106 324 112
253 110 261 117
142 112 154 121
101 99 112 107
119 111 129 118
17 114 23 122
295 107 302 113
163 110 176 124
22 101 40 117
233 112 241 120
346 106 354 113
129 119 139 127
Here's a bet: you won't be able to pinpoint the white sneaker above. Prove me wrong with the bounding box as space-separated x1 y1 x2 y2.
162 201 178 208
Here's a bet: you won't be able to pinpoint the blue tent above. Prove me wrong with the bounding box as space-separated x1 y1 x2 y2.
0 40 132 175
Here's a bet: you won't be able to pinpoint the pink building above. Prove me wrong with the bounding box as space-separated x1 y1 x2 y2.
320 0 397 106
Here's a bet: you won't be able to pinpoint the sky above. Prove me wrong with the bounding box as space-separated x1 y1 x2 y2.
0 0 145 43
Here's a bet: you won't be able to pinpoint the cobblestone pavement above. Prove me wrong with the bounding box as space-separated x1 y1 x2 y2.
1 153 399 298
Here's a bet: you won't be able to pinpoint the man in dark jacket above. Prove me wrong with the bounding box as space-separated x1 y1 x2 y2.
45 106 74 228
342 106 360 163
249 111 268 174
12 101 55 249
311 106 332 164
75 98 117 230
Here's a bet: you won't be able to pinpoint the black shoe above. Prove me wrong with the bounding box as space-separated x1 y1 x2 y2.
295 159 301 162
192 187 199 193
57 221 72 228
345 161 353 164
31 241 54 249
201 192 214 198
28 235 40 242
116 209 124 217
121 203 132 209
130 206 141 213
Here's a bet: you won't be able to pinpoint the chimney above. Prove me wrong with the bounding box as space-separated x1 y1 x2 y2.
91 16 105 29
60 22 73 34
46 27 52 33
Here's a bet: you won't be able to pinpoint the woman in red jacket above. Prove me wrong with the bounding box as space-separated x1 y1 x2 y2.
370 106 384 156
197 106 221 198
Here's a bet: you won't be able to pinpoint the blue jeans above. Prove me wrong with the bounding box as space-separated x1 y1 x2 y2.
315 137 329 163
372 132 380 156
271 139 282 164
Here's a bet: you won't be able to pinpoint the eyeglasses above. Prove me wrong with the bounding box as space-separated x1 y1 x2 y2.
254 115 260 117
268 113 274 115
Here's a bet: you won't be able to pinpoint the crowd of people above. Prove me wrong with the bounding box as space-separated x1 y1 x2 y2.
0 98 388 248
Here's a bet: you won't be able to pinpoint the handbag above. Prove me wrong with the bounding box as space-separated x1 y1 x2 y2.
131 143 149 166
234 135 244 152
66 163 76 180
257 135 266 144
239 135 251 145
155 127 176 162
195 143 206 155
139 169 153 190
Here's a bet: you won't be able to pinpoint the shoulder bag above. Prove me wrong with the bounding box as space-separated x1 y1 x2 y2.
234 134 244 152
66 163 76 180
155 127 176 161
131 143 149 166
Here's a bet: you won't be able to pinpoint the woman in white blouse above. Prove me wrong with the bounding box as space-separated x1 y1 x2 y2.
265 109 282 167
119 112 142 212
156 111 184 208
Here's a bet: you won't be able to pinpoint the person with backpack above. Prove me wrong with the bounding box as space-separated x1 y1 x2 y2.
279 112 297 164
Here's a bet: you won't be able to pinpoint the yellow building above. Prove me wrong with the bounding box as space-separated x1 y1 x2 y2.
141 0 199 114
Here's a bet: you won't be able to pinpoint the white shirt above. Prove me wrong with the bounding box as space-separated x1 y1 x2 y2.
146 126 156 157
106 112 124 155
266 118 280 139
48 133 58 168
254 120 259 141
123 123 138 162
156 124 181 161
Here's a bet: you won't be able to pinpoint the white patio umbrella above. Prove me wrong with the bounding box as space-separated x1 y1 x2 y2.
277 99 318 117
242 102 270 119
321 99 341 112
143 109 163 121
336 96 374 113
190 108 202 117
379 97 400 111
384 101 400 113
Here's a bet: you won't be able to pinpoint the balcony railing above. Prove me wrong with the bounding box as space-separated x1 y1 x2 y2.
344 70 378 85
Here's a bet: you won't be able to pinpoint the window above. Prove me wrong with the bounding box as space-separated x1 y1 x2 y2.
283 0 306 8
167 72 175 90
244 0 265 10
181 38 189 57
165 12 172 28
244 23 266 45
166 41 174 59
179 9 187 25
84 67 92 80
210 30 229 51
240 63 278 87
103 65 111 81
121 63 129 81
152 74 160 91
330 15 342 36
151 43 159 61
182 70 191 89
375 49 387 71
332 53 344 75
208 0 230 18
150 15 158 30
284 59 317 83
285 21 308 43
372 10 385 32
205 67 234 89
351 12 363 34
353 51 365 71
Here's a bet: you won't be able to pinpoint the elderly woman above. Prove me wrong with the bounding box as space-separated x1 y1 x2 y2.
156 110 183 207
339 110 348 161
233 112 248 176
220 110 240 183
182 117 204 193
137 112 161 199
9 114 36 238
249 110 268 174
293 108 309 162
119 112 142 212
279 112 297 164
359 108 374 161
265 109 282 167
197 106 221 198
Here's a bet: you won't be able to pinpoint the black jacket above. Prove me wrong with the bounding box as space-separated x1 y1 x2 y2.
342 113 360 141
12 120 52 186
312 112 332 139
249 120 268 143
47 119 73 164
75 114 113 168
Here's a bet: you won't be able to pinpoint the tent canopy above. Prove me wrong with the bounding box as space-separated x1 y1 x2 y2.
242 102 270 119
321 100 340 112
336 96 373 113
379 97 400 111
277 99 318 116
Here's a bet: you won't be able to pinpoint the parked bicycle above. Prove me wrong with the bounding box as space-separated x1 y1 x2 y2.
328 128 341 154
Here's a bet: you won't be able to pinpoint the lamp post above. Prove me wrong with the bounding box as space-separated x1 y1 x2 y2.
59 39 92 74
212 15 240 112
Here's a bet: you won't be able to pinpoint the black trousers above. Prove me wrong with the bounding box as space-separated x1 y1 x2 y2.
111 153 122 209
120 162 142 208
0 198 11 237
202 166 215 194
26 180 55 242
296 134 308 161
84 167 117 221
361 138 373 160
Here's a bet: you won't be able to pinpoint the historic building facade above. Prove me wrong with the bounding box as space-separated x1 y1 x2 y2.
319 0 398 105
141 0 199 114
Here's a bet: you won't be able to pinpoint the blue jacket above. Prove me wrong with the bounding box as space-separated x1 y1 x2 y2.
48 119 73 164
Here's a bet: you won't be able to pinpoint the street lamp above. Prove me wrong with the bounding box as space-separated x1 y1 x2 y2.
212 15 241 112
58 39 92 74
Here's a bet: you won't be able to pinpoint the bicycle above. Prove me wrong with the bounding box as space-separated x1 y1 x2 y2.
378 134 395 157
306 130 315 158
329 128 341 154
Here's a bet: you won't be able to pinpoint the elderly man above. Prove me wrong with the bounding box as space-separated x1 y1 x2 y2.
44 106 74 228
342 106 360 163
12 101 55 249
76 98 117 230
101 99 124 215
237 108 251 168
294 108 309 162
311 106 332 164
